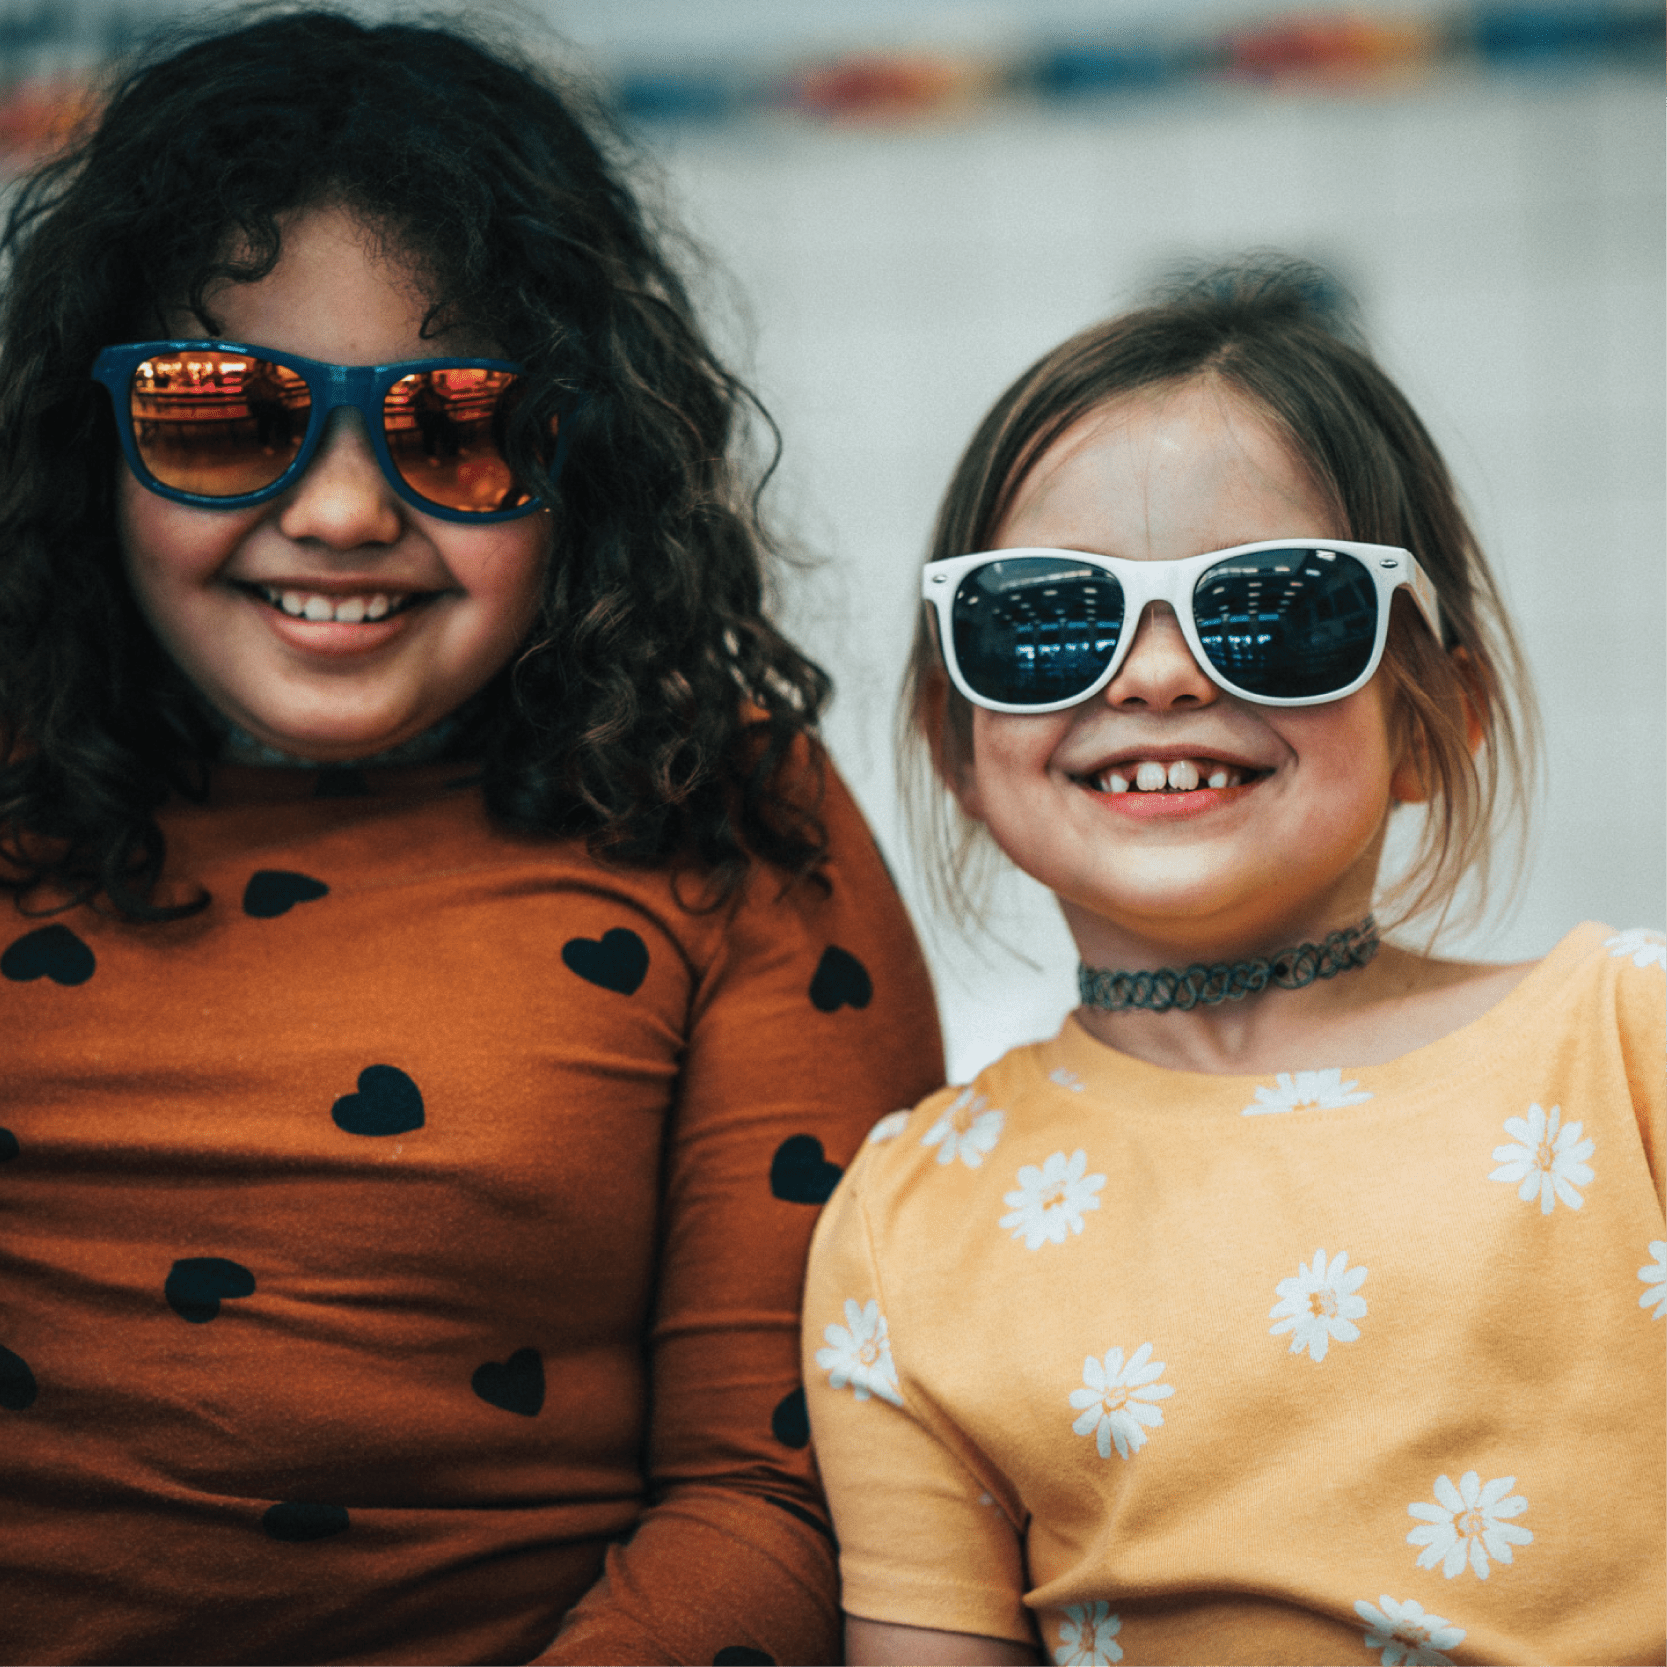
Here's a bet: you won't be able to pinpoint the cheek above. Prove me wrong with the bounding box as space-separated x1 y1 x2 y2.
1277 691 1397 813
116 470 249 614
962 709 1074 820
445 519 550 638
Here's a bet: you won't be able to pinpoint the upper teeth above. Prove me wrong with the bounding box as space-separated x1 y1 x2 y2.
262 586 398 622
1097 759 1245 793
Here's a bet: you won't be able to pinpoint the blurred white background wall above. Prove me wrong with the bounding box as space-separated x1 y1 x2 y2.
9 0 1658 1082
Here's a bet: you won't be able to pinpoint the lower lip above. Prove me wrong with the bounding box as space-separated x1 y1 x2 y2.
252 595 428 657
1085 781 1260 820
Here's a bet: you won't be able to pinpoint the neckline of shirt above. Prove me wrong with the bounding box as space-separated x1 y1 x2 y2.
1040 921 1608 1111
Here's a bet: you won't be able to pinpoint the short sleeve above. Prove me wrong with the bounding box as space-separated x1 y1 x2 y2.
802 1132 1033 1647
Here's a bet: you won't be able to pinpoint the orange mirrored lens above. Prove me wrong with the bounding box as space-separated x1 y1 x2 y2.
382 368 533 514
130 353 310 496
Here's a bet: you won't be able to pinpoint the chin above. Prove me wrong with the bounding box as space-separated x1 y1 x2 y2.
238 707 423 762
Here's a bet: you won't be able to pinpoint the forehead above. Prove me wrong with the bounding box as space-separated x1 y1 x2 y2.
996 378 1340 558
178 204 487 363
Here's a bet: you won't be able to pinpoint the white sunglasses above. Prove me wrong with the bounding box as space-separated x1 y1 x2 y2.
923 537 1442 714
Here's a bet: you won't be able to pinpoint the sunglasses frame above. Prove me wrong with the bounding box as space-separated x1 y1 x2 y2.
923 537 1444 714
92 339 573 524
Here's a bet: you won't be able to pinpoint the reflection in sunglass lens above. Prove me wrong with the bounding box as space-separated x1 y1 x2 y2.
1192 546 1379 699
129 353 310 497
383 369 536 515
952 555 1126 706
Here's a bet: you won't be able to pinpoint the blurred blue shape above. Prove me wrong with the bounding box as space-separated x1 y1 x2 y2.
1473 4 1666 62
0 1 62 54
1029 39 1204 97
614 70 743 123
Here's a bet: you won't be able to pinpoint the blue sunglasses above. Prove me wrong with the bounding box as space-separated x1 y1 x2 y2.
92 340 575 524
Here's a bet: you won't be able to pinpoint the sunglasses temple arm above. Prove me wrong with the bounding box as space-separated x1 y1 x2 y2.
1405 556 1444 646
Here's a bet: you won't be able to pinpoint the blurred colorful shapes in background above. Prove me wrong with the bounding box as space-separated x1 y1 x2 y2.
0 2 1660 168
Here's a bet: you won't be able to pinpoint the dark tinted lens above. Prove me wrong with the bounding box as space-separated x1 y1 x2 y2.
951 556 1126 706
1192 546 1378 699
383 369 535 514
130 352 309 496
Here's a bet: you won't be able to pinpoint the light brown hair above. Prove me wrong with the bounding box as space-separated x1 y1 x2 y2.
901 259 1539 937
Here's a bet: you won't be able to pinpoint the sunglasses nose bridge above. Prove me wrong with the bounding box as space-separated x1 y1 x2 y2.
300 367 402 489
1097 560 1220 709
313 363 376 424
1105 558 1193 661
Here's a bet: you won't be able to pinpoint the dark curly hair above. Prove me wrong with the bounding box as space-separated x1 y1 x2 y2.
0 6 832 921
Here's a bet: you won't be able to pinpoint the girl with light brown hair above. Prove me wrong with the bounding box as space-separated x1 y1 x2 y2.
804 263 1664 1667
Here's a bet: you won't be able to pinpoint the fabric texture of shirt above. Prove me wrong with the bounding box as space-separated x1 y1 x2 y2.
0 748 943 1666
803 922 1665 1667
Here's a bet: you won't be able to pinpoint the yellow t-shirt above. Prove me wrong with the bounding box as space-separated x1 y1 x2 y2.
803 923 1666 1667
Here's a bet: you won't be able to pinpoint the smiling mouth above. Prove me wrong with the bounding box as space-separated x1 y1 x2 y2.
1083 757 1270 795
235 581 439 624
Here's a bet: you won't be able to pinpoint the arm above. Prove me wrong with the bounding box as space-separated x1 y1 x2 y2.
538 762 944 1665
802 1120 1040 1665
847 1619 1040 1665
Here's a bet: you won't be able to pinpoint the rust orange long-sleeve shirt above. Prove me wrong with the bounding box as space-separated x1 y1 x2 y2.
0 751 944 1665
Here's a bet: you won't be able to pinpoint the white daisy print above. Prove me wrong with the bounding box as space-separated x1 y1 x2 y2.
1240 1068 1372 1116
1069 1343 1174 1460
1639 1241 1667 1319
1490 1102 1594 1213
921 1087 1005 1168
815 1297 902 1407
1049 1067 1087 1093
1605 926 1666 969
1354 1596 1465 1666
1052 1601 1122 1665
1407 1471 1532 1579
865 1109 910 1144
1001 1150 1105 1248
1268 1248 1367 1362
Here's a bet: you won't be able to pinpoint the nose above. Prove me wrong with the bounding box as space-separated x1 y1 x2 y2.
275 408 403 549
1102 601 1218 711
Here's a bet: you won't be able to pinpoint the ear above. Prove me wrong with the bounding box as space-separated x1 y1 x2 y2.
1389 647 1486 804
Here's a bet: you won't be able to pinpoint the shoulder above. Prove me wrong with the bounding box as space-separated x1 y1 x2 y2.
1590 922 1667 1002
719 741 928 971
1538 921 1666 1031
823 1041 1059 1223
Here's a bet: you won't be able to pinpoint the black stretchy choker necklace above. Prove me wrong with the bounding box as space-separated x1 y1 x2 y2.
1078 915 1380 1013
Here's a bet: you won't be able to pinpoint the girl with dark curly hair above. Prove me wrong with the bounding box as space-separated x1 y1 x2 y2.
0 11 942 1664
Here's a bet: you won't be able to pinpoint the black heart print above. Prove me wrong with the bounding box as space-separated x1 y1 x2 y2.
262 1501 350 1541
770 1387 809 1449
0 1344 37 1411
1 924 95 986
472 1347 545 1417
242 870 330 918
808 946 871 1012
562 928 649 996
165 1257 256 1324
770 1135 842 1205
332 1066 424 1137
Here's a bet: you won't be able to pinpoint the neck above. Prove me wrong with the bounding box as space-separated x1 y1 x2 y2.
1063 895 1413 1075
201 696 483 771
1079 915 1380 1014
